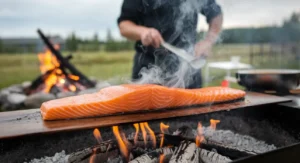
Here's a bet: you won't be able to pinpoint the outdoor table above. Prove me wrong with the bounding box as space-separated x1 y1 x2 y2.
204 61 252 86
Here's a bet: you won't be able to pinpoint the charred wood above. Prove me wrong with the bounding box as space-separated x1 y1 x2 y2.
66 140 119 163
162 134 254 159
24 69 54 94
129 147 175 163
37 29 95 88
169 140 199 163
199 148 231 163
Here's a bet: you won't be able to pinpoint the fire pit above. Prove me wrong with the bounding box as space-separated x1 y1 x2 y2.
0 29 110 111
0 91 299 163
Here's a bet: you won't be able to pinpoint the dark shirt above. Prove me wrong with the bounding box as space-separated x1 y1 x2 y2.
118 0 222 51
117 0 222 88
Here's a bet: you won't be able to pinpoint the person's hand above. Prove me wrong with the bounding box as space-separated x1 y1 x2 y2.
194 40 213 58
140 28 163 48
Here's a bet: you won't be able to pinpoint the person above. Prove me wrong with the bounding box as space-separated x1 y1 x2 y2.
117 0 223 88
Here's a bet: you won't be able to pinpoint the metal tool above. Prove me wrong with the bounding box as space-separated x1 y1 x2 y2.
161 42 206 69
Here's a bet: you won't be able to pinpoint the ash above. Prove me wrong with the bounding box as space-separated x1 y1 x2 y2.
25 150 67 163
200 127 277 153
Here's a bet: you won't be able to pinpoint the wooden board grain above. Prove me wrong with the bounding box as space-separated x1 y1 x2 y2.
0 92 290 139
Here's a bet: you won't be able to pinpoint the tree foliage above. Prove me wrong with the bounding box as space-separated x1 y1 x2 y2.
66 32 78 52
200 11 300 44
0 38 2 53
105 29 134 52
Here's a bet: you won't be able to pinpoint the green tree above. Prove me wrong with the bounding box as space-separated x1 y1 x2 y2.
105 29 117 51
0 38 2 53
106 29 114 42
282 12 300 42
92 32 100 51
66 32 78 52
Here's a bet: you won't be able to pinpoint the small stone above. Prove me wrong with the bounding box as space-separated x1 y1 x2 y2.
7 93 27 104
24 92 56 108
22 81 32 89
0 90 10 104
4 84 23 93
57 91 76 98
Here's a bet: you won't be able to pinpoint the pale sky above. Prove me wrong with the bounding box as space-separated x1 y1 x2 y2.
0 0 299 40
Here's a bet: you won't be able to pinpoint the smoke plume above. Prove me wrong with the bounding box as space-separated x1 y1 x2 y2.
135 0 208 88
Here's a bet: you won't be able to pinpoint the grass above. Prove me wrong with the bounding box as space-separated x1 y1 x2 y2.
0 51 134 89
0 44 299 89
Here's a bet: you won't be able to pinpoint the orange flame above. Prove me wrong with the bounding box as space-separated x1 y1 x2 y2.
140 123 147 146
93 128 102 144
89 148 96 163
37 45 79 93
38 48 60 74
69 85 77 92
210 119 220 130
143 122 156 148
160 122 169 133
159 154 165 163
68 74 80 81
112 126 128 160
133 123 139 145
195 122 205 147
160 122 169 148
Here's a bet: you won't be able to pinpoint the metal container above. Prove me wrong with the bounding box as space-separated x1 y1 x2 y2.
236 69 300 94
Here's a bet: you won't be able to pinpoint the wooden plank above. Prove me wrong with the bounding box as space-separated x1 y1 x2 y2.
0 92 290 139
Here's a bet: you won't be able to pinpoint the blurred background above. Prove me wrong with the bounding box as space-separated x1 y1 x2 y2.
0 0 299 90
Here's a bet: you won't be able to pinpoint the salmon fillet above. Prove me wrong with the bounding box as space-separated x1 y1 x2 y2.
41 84 245 120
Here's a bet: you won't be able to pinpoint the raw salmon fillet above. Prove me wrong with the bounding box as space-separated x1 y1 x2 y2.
41 84 245 120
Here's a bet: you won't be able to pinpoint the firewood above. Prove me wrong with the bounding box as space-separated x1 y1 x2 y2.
66 138 156 163
66 140 118 163
199 148 231 163
169 140 200 163
162 133 255 159
129 147 175 163
37 29 95 88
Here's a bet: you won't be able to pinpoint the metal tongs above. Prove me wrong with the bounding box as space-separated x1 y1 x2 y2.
161 42 206 69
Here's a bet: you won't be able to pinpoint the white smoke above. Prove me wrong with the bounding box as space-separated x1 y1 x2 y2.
135 0 209 88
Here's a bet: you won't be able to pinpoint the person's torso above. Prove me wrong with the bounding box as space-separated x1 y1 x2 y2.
135 0 201 53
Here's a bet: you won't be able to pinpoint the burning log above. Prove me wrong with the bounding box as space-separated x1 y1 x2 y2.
129 147 175 163
37 29 95 88
66 140 119 163
169 140 200 163
25 29 95 95
199 148 231 163
162 133 254 159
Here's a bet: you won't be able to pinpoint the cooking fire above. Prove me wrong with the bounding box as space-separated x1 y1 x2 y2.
25 119 278 163
25 29 96 96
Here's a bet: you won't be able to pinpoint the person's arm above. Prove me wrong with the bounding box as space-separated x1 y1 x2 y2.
119 20 163 48
195 0 223 57
194 14 223 57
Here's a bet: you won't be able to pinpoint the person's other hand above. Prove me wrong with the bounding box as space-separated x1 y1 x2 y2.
194 40 213 58
141 28 164 48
